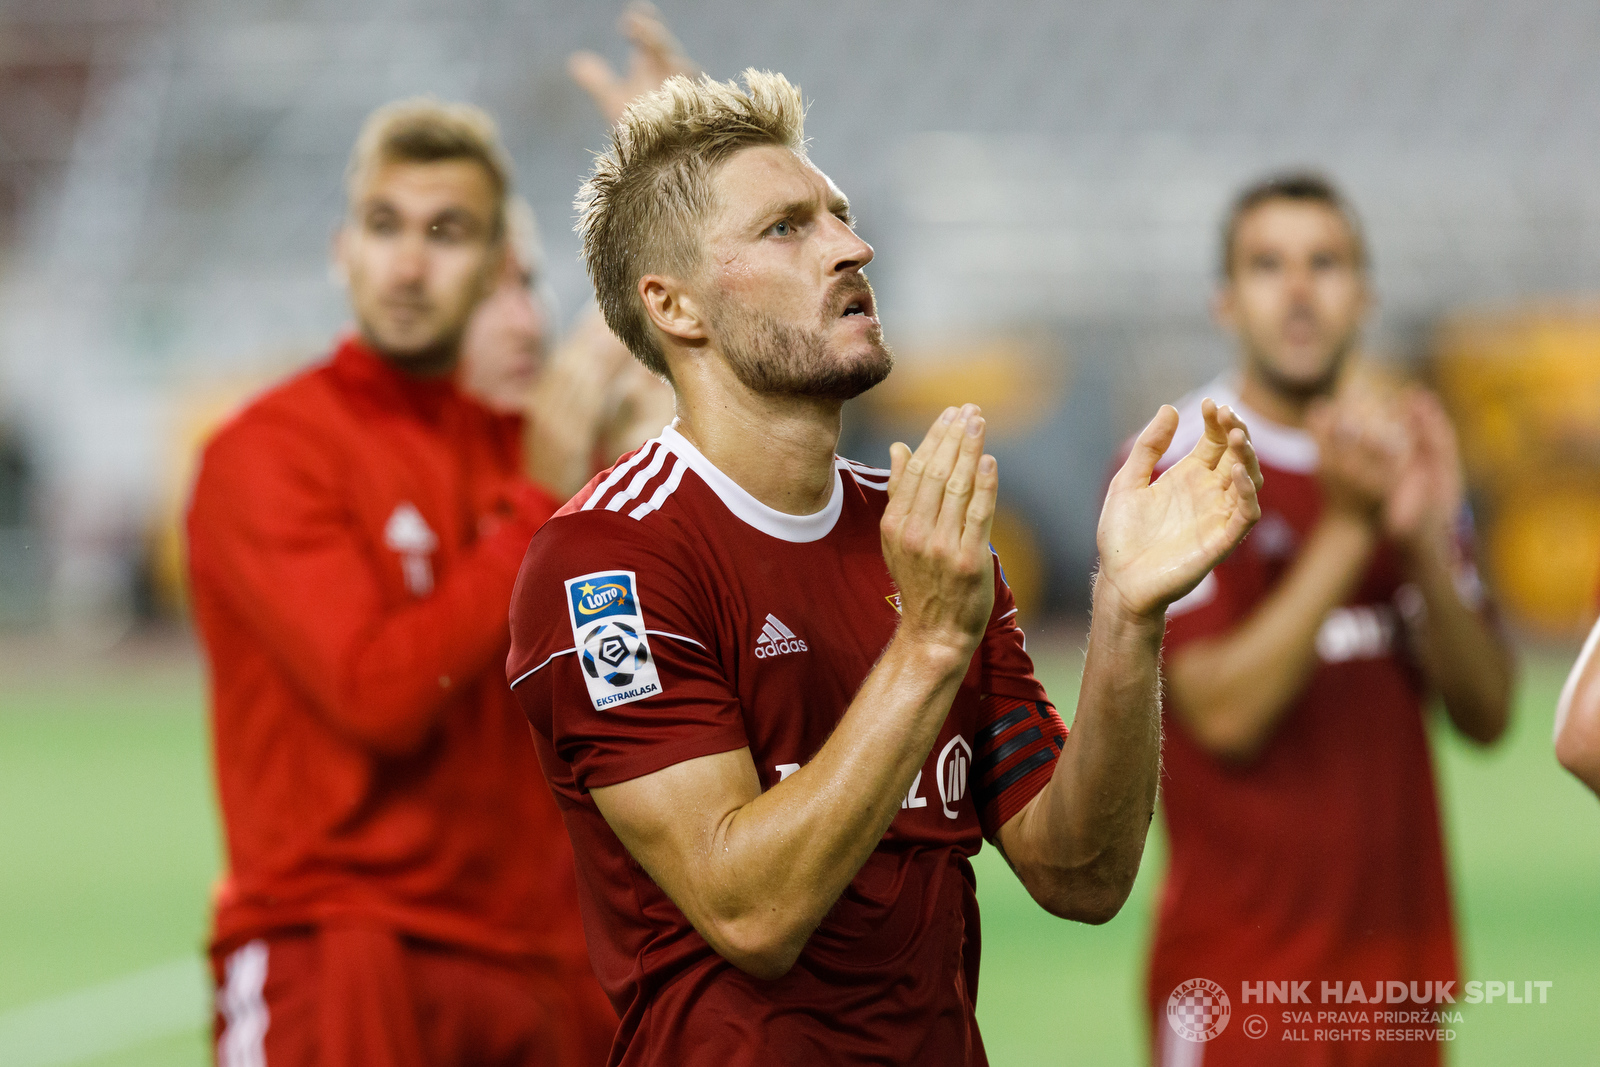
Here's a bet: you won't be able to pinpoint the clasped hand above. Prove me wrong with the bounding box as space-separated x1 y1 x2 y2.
880 404 999 659
1308 386 1463 550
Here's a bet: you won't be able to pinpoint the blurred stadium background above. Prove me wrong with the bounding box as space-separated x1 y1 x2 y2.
1 1 1598 1063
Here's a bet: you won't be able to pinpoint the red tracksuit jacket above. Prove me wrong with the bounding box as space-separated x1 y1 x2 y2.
187 335 580 965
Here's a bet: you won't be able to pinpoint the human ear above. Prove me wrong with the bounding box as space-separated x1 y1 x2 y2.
638 275 708 344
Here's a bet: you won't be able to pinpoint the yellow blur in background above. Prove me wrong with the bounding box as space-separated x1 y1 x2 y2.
1434 307 1600 636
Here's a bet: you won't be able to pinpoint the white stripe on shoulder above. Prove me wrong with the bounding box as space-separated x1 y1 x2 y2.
629 455 688 520
605 442 672 513
841 458 891 477
847 470 889 491
838 456 889 490
657 424 843 542
582 441 661 511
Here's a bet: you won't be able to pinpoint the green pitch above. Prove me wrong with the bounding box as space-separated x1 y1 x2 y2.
0 640 1594 1065
975 648 1600 1065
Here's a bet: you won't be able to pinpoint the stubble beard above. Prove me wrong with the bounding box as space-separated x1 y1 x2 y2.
366 328 464 378
713 284 895 402
359 277 485 378
1246 320 1359 405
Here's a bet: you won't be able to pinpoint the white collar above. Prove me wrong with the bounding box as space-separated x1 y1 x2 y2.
659 424 844 543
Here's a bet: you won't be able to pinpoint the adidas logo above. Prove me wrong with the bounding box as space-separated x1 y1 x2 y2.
754 613 809 659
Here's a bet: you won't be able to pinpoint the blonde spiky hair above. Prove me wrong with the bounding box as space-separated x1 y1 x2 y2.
576 69 807 377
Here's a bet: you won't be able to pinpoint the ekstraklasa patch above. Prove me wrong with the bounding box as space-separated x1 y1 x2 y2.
565 570 662 711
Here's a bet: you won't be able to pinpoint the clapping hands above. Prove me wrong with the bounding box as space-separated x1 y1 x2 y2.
1097 400 1264 621
881 405 999 658
1308 385 1463 550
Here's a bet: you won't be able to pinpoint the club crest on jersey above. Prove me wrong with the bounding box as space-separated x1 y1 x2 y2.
564 570 662 710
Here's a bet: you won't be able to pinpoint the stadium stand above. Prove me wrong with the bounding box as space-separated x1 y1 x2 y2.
7 0 1600 618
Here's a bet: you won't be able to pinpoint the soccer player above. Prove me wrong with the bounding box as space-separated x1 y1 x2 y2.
1556 619 1600 798
1141 173 1514 1066
506 71 1263 1065
188 101 626 1066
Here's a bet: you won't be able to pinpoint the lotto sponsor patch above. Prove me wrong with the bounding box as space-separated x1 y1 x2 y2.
565 570 663 710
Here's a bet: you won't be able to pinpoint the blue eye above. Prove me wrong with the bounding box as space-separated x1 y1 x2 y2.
770 220 792 237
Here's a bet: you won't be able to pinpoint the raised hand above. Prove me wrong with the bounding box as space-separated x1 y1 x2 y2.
524 311 635 498
880 404 999 656
1383 388 1463 547
569 2 698 125
1307 393 1404 522
1097 399 1263 620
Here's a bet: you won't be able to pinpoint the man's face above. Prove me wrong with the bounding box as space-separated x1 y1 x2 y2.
458 250 549 414
337 158 502 371
1218 199 1369 399
696 145 892 401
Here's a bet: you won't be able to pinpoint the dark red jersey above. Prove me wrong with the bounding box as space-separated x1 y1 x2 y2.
187 336 586 969
507 425 1068 1067
1142 381 1466 1067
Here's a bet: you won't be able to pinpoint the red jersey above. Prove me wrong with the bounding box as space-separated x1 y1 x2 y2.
507 425 1068 1067
187 336 583 966
1143 381 1465 1067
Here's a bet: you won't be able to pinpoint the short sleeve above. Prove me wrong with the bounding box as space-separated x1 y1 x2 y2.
977 551 1051 704
508 511 748 791
972 552 1063 839
973 696 1067 840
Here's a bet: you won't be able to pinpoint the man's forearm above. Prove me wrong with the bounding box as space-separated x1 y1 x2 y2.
1166 512 1375 760
1001 582 1163 922
195 482 555 758
599 631 972 979
1403 530 1513 744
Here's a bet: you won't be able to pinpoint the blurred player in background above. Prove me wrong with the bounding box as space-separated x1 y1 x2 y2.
1141 173 1514 1066
189 100 611 1067
458 197 675 480
507 70 1264 1066
1555 618 1600 798
186 10 692 1063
